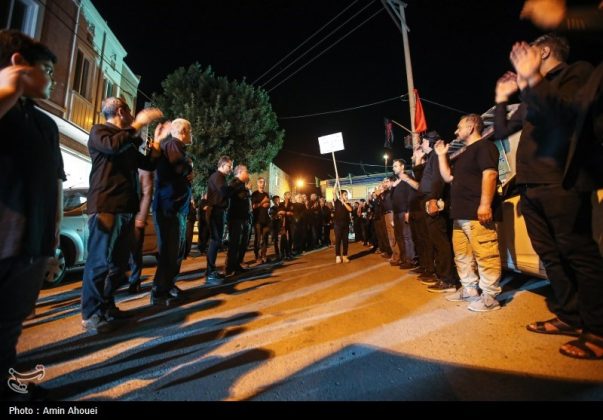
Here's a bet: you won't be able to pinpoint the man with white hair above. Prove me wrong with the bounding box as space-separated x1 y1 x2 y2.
151 118 193 306
82 97 163 332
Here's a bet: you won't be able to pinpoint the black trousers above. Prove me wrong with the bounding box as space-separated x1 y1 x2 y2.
254 223 270 259
520 184 603 335
227 219 251 271
422 199 455 283
334 223 350 256
411 209 431 271
206 208 225 274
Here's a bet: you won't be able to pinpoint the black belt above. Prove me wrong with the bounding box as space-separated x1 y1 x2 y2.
518 183 549 190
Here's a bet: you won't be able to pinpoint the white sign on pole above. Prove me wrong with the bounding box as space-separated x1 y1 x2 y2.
318 132 345 154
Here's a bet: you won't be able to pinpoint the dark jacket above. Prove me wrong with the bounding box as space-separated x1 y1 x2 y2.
87 122 156 214
494 61 593 184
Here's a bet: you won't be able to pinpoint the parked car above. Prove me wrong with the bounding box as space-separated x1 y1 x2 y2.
44 188 158 285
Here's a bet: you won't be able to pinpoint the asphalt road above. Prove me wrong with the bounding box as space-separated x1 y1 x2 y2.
17 243 603 401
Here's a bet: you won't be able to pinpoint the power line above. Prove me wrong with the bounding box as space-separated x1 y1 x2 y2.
267 7 385 93
420 97 468 115
279 94 407 120
279 149 388 168
252 0 361 85
277 94 466 120
261 0 378 90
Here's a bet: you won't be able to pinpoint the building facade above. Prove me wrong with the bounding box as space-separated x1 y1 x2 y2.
2 0 140 188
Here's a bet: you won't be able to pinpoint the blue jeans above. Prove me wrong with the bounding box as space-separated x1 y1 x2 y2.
153 210 187 294
81 213 134 319
0 256 48 381
128 225 145 286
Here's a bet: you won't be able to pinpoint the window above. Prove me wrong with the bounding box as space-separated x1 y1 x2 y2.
1 0 40 37
73 50 91 100
104 79 116 99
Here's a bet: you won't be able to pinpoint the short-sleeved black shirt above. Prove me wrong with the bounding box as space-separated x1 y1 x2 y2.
449 139 500 220
0 99 66 258
334 199 352 226
251 191 270 225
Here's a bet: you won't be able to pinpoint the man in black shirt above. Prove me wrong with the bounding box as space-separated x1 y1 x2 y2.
82 97 163 332
435 115 502 312
502 35 603 359
151 118 193 306
495 34 601 342
391 160 416 269
0 31 65 393
333 190 353 263
226 165 251 276
252 177 271 263
416 132 456 291
206 156 233 284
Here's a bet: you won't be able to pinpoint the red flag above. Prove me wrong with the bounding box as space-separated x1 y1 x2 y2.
414 89 427 133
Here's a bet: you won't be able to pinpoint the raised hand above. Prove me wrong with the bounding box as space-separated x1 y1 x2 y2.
133 107 163 128
510 42 541 81
495 71 519 102
433 140 449 156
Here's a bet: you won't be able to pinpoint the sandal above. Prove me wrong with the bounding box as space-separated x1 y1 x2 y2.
526 317 582 337
559 332 603 360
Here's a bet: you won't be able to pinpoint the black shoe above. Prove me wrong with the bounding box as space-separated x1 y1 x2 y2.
106 305 132 320
150 292 177 307
206 274 223 286
25 308 36 320
235 265 249 273
427 281 457 293
128 282 142 294
82 313 124 334
418 271 436 279
399 262 415 269
169 285 182 298
410 267 424 274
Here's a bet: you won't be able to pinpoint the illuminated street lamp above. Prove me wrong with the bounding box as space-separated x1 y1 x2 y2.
383 153 389 174
295 178 304 193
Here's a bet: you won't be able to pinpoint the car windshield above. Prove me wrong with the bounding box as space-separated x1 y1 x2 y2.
64 189 88 211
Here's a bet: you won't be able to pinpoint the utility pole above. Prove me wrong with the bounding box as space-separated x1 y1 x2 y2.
382 0 418 148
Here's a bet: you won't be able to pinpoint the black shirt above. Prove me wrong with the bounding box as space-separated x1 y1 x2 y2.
494 61 593 184
251 190 270 225
153 136 192 215
207 171 230 210
449 139 500 221
227 178 250 221
334 199 352 225
419 152 445 200
0 100 66 258
87 122 156 214
381 189 393 212
391 179 412 214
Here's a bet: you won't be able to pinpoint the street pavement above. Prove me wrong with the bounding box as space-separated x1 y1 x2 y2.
17 243 603 401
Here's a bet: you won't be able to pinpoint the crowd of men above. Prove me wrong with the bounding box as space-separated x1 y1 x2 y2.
1 13 602 398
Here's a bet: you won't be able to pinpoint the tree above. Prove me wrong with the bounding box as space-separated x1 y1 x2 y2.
153 63 284 195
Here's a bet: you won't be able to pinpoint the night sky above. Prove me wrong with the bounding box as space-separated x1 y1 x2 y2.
92 0 599 181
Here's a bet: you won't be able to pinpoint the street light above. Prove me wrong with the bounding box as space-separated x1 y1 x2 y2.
383 153 389 175
295 178 304 193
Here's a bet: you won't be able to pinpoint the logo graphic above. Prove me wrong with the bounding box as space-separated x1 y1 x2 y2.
7 365 45 394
